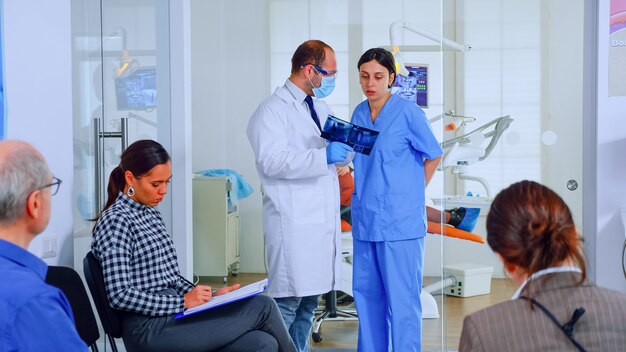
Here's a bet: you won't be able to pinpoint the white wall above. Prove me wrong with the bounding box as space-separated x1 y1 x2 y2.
595 0 626 293
191 0 270 272
3 0 74 267
169 0 194 280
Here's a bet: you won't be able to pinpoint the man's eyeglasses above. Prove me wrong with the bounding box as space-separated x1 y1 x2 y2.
38 176 63 196
302 64 337 77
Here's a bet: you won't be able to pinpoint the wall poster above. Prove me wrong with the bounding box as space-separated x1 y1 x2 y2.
610 0 626 96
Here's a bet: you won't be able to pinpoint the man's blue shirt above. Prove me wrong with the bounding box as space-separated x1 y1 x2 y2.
0 239 87 351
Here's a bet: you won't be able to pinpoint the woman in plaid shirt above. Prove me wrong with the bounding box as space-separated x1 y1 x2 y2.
92 140 295 352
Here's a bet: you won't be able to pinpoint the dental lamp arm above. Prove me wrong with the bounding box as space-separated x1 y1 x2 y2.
389 21 472 53
389 21 471 77
457 173 492 198
479 115 513 161
438 116 513 198
440 115 512 152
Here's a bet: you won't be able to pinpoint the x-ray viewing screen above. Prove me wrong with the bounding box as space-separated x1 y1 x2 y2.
392 64 428 108
115 67 157 110
321 115 379 155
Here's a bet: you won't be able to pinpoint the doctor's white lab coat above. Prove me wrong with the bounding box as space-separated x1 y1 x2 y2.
246 82 342 298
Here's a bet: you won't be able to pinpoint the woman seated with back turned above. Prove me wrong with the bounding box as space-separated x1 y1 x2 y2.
92 139 295 352
459 180 626 352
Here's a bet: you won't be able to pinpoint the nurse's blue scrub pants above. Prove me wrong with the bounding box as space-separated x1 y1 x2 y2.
352 237 424 352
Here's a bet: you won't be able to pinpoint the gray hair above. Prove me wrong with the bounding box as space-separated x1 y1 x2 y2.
0 146 50 225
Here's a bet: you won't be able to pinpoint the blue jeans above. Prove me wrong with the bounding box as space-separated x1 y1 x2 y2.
274 295 320 352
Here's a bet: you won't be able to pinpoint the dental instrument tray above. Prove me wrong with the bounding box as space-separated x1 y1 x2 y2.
321 115 379 155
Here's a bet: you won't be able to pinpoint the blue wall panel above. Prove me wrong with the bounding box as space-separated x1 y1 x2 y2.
0 0 5 139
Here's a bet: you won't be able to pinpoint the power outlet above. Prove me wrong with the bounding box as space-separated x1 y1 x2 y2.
41 238 57 259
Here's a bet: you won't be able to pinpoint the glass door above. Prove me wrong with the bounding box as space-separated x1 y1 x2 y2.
72 0 173 269
229 0 450 349
438 0 585 349
258 0 585 350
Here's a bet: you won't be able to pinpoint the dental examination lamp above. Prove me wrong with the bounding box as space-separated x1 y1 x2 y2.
439 115 514 199
429 110 477 132
107 26 139 78
389 21 471 76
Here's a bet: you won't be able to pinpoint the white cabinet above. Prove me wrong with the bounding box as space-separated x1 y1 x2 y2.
193 176 240 281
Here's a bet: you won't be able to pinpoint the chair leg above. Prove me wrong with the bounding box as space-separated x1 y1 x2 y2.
90 343 100 352
312 310 330 335
312 291 358 344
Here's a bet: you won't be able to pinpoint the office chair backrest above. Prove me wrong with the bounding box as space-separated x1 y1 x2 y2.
83 251 123 339
45 266 100 350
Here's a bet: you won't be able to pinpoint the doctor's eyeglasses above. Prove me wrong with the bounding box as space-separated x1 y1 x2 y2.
302 64 337 77
37 176 63 196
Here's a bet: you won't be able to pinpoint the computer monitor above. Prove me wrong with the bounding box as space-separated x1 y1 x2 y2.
392 64 428 108
115 67 157 111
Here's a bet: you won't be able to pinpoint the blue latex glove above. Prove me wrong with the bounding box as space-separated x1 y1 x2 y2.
326 142 354 164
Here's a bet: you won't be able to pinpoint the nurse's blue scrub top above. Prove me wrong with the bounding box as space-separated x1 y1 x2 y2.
350 93 443 242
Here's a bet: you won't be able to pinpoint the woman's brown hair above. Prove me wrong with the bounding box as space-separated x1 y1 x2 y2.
486 180 586 284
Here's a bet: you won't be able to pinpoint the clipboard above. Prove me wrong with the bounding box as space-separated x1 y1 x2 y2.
174 278 269 319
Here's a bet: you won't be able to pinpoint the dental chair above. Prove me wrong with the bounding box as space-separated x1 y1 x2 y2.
437 114 513 200
420 115 512 316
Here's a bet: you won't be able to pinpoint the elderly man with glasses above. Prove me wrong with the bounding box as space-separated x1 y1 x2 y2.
0 140 86 351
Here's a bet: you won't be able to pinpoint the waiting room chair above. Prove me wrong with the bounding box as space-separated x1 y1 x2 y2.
45 266 100 352
83 251 123 352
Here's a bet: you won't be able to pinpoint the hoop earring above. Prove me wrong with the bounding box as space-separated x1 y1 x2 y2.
127 186 135 197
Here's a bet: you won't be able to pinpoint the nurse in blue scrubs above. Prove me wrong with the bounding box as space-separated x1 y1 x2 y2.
350 48 443 351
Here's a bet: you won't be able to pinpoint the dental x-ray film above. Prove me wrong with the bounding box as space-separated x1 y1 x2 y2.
321 115 379 155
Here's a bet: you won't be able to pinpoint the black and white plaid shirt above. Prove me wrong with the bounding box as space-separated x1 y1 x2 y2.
92 193 194 316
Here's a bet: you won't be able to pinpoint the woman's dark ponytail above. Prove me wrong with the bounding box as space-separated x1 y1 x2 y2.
102 166 126 214
93 140 170 222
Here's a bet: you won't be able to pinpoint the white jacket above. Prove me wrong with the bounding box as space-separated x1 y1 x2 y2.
246 81 342 297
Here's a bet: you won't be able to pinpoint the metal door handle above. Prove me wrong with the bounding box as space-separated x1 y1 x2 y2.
93 117 128 214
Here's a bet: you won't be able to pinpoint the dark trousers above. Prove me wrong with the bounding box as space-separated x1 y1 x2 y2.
120 295 296 352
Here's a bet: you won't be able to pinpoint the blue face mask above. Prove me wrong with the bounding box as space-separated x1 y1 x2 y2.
305 65 336 99
311 75 335 99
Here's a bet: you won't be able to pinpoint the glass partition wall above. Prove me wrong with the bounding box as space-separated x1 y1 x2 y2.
265 0 583 349
71 0 173 281
69 0 585 350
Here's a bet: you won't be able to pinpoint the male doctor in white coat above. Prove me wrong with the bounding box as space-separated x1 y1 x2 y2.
247 39 353 352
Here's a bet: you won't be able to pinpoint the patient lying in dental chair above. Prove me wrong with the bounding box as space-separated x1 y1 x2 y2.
337 165 480 233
